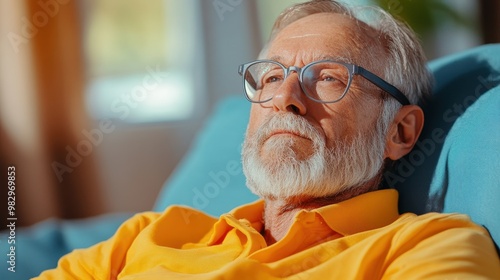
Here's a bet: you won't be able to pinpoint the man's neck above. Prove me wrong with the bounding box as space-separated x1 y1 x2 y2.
262 178 381 245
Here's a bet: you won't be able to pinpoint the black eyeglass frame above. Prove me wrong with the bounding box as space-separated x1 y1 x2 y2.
238 59 410 106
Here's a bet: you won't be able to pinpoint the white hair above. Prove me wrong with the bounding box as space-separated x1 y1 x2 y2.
260 0 434 126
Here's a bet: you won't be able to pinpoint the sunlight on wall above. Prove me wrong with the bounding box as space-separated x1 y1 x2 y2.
0 0 41 154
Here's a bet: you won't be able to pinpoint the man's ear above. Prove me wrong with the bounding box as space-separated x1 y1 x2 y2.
384 105 424 160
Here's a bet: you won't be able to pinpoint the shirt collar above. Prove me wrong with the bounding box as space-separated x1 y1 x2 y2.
313 189 400 236
227 189 400 237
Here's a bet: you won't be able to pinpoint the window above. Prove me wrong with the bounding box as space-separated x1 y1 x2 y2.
83 0 199 123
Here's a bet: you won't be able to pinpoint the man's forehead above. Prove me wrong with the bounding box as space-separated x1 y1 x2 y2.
287 33 323 39
267 54 353 65
265 35 356 65
266 13 380 66
274 13 363 38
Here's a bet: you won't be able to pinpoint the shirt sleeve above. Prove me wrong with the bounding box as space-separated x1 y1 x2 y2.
382 214 500 279
32 212 161 280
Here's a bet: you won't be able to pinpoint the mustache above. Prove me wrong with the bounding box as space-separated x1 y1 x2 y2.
253 113 321 144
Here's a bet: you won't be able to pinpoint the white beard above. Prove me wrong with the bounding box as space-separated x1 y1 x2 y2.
242 113 386 199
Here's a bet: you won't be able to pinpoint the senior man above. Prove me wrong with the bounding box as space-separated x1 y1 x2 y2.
37 0 500 279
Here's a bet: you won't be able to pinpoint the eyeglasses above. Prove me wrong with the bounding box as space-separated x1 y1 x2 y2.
238 60 410 105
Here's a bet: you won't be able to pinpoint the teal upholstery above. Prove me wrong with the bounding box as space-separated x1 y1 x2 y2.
391 44 500 246
1 44 498 280
428 87 500 243
0 213 132 280
393 44 500 217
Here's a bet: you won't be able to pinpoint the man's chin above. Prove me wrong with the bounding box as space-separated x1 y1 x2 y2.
260 139 316 162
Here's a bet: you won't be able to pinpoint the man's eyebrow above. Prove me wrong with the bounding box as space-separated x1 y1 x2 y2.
320 55 352 64
268 55 283 62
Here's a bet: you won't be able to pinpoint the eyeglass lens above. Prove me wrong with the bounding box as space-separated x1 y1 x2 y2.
244 61 350 103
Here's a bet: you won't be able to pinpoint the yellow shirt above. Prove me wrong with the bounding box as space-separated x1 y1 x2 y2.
35 190 500 279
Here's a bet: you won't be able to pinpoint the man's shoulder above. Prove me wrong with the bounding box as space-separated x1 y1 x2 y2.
393 211 490 239
397 211 481 227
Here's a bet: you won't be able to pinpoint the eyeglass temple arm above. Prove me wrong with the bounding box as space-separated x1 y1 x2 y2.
354 66 410 105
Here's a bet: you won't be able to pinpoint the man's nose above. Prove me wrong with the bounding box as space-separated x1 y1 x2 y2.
272 73 307 115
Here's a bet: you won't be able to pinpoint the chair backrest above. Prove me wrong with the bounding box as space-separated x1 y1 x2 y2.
154 44 500 247
386 44 500 246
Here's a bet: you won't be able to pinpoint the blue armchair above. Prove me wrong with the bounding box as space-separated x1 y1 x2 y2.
2 44 499 280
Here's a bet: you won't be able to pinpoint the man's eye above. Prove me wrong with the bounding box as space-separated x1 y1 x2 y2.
321 76 338 82
265 76 282 83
